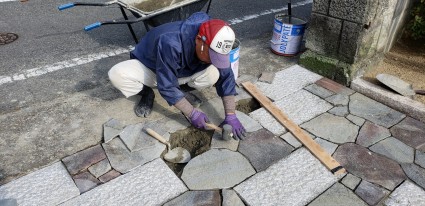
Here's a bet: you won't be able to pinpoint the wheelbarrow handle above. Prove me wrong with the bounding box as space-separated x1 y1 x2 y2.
85 22 102 31
58 3 75 10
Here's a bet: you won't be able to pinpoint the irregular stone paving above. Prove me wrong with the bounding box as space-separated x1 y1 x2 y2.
346 114 365 126
62 144 107 175
102 137 165 173
281 132 303 148
258 71 275 83
120 123 161 152
369 137 414 163
325 94 349 106
417 150 425 168
222 189 245 206
210 131 239 151
354 180 390 205
62 159 187 205
384 181 425 206
390 117 425 152
328 106 348 116
0 162 79 206
250 89 332 135
314 137 338 155
315 78 355 96
181 149 255 190
356 121 391 147
103 118 125 143
87 158 111 178
308 183 367 206
401 163 425 189
235 148 338 206
72 171 101 193
235 110 262 132
304 83 335 98
98 170 121 183
341 174 361 190
256 65 322 101
238 129 294 172
301 113 359 144
163 190 221 206
333 143 406 190
349 93 406 128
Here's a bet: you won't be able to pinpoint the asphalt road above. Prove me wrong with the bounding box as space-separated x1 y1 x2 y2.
0 0 313 184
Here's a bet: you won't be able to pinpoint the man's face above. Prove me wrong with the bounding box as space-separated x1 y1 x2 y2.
195 37 211 64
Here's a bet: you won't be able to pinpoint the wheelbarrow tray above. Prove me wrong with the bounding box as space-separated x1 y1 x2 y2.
118 0 210 27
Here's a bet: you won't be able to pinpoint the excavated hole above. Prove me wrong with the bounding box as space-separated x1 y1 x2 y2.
164 98 261 176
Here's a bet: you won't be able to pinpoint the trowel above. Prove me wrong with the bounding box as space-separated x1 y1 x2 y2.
145 128 191 164
376 74 425 97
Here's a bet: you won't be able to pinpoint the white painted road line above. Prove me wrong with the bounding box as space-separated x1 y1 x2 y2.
0 0 19 2
0 0 312 86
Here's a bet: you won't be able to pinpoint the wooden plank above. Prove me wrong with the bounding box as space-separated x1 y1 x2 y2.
242 82 346 175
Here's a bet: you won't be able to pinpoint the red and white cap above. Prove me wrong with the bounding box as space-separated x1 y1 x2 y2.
198 19 235 69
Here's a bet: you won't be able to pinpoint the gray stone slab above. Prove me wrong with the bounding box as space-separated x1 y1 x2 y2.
349 93 406 128
384 181 425 206
181 149 255 190
341 173 361 190
315 137 338 155
120 123 155 152
351 78 425 122
235 86 252 102
236 74 257 87
258 72 275 84
164 191 221 206
235 110 262 133
161 113 191 134
235 148 338 206
73 171 101 194
255 65 322 101
102 137 165 173
356 121 391 147
88 158 111 178
325 94 349 106
370 137 414 163
103 118 124 143
250 89 332 135
0 199 17 206
62 144 107 175
391 117 425 152
346 114 365 126
328 106 348 117
301 113 359 144
0 162 79 206
333 143 406 190
315 78 355 96
222 189 244 206
98 169 121 183
200 97 225 126
355 180 389 206
281 132 302 148
308 183 367 206
304 83 335 98
238 129 294 172
62 159 187 206
417 150 425 169
376 73 416 97
401 163 425 190
210 131 239 151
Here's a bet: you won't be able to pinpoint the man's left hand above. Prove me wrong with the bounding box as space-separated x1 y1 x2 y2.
220 113 246 140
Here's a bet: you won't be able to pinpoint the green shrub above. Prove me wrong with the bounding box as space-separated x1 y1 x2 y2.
407 0 425 40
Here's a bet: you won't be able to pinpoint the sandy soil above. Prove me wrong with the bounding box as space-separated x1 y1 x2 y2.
363 39 425 105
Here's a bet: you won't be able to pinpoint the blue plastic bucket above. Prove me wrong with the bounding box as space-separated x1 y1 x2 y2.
229 39 240 80
270 14 306 56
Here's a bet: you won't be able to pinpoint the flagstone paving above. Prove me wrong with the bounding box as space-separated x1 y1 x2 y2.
2 65 425 205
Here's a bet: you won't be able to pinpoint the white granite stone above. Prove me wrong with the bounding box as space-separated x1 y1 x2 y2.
384 181 425 206
234 148 338 206
250 90 332 135
255 65 322 101
0 162 79 206
62 159 187 206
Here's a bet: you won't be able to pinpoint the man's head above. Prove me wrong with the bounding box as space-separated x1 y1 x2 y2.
196 19 235 69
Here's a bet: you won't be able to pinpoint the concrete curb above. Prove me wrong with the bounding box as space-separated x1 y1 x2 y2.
351 78 425 123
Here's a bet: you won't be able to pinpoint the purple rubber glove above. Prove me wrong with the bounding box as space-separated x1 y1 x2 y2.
220 114 246 140
190 109 210 129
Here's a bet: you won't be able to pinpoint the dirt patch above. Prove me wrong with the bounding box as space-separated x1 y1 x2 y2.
363 39 425 105
133 0 187 12
163 97 261 176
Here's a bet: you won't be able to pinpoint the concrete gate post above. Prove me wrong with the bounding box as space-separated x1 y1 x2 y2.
299 0 411 86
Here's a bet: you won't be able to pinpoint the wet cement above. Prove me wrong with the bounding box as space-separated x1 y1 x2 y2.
163 98 261 176
133 0 187 12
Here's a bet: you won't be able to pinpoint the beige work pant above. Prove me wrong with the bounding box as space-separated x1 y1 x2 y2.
108 59 220 98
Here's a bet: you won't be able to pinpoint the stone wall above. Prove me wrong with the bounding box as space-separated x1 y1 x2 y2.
299 0 413 86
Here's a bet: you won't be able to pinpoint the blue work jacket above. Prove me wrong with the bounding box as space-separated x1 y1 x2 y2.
130 12 236 106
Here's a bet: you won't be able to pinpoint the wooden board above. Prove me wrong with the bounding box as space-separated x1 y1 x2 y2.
242 82 346 175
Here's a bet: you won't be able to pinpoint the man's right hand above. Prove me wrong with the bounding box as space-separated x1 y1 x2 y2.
190 109 210 129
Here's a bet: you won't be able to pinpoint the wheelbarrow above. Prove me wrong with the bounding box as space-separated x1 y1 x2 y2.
58 0 213 43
